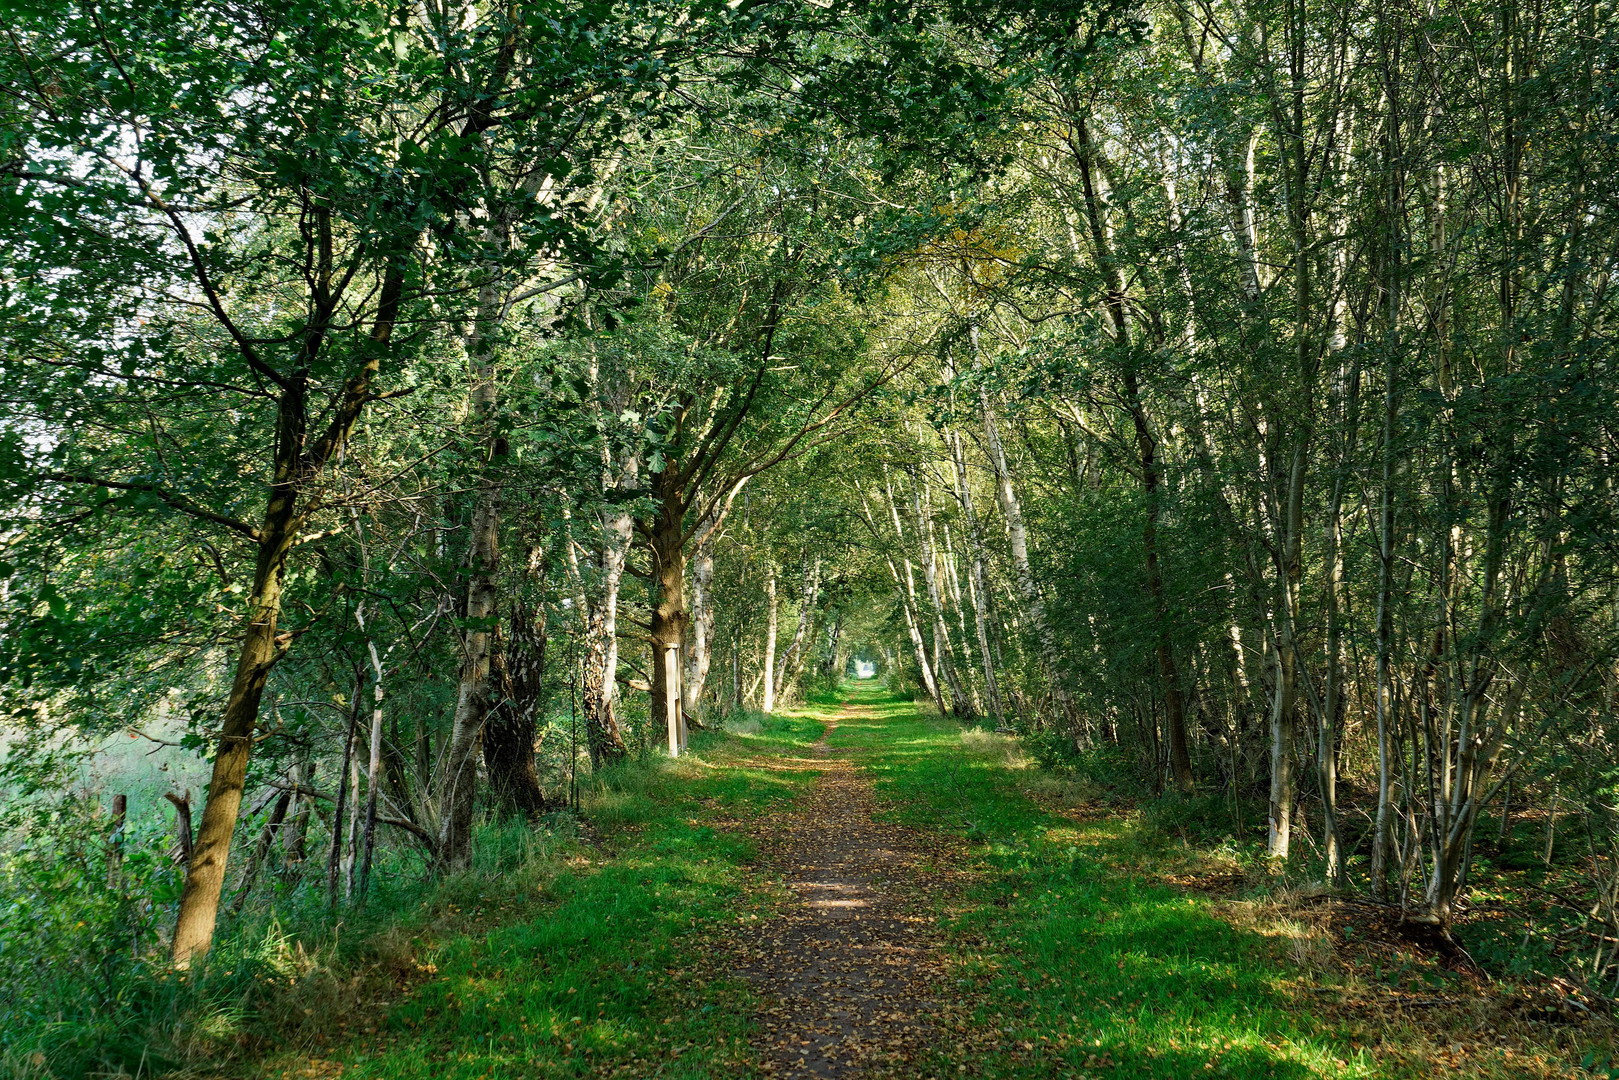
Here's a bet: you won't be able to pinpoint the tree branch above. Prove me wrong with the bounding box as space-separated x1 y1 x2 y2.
42 472 261 541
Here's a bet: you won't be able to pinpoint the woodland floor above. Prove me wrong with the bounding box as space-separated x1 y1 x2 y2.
244 685 1615 1080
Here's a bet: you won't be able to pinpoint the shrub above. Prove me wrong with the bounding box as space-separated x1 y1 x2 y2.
1 798 183 1078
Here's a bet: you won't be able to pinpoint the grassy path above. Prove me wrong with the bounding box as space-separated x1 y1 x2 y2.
830 687 1352 1080
252 685 1575 1080
730 691 946 1078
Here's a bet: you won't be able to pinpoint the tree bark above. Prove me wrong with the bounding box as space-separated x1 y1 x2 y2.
171 260 403 963
438 446 501 868
170 478 295 960
648 469 690 748
283 752 315 875
773 554 820 704
685 529 717 723
948 427 1005 727
485 587 551 817
939 522 983 716
761 570 779 713
1065 114 1191 786
358 632 387 900
107 793 127 888
1122 367 1194 794
583 503 633 765
323 678 358 901
864 490 946 714
1318 353 1361 888
229 789 290 915
914 472 971 718
571 375 639 766
970 324 1073 727
434 162 576 865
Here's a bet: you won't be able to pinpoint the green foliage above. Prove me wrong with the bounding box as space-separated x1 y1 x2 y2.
7 0 1619 1066
0 800 182 1078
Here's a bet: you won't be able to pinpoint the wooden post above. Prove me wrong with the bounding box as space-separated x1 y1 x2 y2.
164 791 195 864
107 793 127 887
664 643 682 757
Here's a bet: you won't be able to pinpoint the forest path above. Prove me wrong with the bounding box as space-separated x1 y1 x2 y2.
241 685 1569 1080
733 689 951 1079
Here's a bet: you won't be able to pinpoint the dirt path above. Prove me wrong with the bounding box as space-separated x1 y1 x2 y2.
735 700 948 1079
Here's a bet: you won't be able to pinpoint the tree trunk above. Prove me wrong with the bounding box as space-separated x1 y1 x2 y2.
662 642 683 756
970 325 1072 726
167 250 405 966
685 528 716 723
1065 114 1190 785
940 523 984 715
914 471 972 719
229 789 290 915
1319 496 1346 886
581 605 627 767
342 733 362 900
1270 7 1319 859
823 610 845 680
648 472 690 747
1319 356 1361 888
485 591 550 817
773 554 820 704
438 451 501 869
761 570 779 713
865 489 946 714
1123 367 1194 793
107 793 127 888
283 752 315 876
1268 564 1301 859
948 427 1005 727
358 633 386 900
1372 255 1398 893
326 676 364 909
682 479 747 723
170 462 298 963
580 433 637 766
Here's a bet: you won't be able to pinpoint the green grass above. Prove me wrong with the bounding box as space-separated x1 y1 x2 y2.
247 709 830 1080
825 686 1358 1079
826 683 1566 1080
236 684 1582 1080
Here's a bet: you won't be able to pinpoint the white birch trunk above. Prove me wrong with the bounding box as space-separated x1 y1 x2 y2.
684 478 747 722
941 523 985 715
914 473 969 717
863 490 946 713
971 325 1073 721
948 426 1005 727
685 535 715 721
761 571 778 713
774 555 821 701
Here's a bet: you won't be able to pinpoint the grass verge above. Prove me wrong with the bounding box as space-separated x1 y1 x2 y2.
829 682 1614 1080
85 682 1612 1080
239 708 830 1080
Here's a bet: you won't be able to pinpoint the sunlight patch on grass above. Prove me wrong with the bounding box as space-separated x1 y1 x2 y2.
960 727 1032 770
